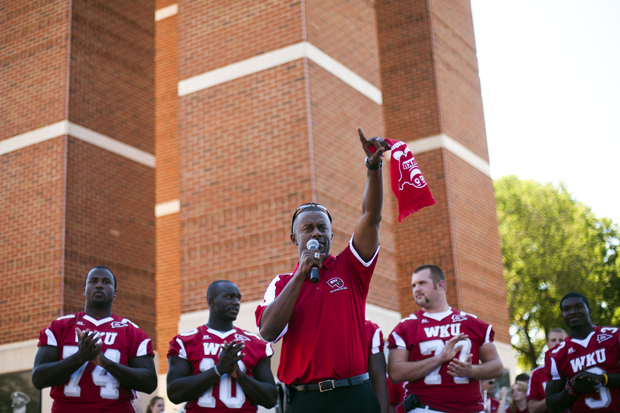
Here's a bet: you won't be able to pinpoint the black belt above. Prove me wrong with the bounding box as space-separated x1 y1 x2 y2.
290 372 370 393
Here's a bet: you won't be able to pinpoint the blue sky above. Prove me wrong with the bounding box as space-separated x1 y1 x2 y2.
471 0 620 225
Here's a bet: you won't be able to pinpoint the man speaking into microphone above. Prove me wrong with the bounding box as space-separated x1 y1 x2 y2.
255 128 389 412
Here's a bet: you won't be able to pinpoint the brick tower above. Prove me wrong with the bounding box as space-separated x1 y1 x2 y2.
1 0 513 410
0 1 155 409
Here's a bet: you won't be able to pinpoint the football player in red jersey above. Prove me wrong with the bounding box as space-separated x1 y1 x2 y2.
366 319 390 413
32 266 157 413
167 280 277 412
387 265 504 413
481 379 508 413
528 328 567 413
545 292 620 413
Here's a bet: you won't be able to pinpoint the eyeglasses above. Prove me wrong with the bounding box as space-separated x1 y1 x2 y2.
291 203 332 233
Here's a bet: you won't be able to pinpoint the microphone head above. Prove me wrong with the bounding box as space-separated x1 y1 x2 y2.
306 239 319 250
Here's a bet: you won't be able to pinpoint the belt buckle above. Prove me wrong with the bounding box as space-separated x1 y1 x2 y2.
318 380 335 392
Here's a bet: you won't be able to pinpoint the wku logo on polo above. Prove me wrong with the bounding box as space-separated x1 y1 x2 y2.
327 277 348 293
597 334 613 343
569 349 606 373
391 141 427 190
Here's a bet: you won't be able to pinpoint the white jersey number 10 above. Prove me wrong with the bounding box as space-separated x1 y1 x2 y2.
197 358 247 408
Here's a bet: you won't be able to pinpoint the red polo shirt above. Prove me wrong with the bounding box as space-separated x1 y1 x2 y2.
255 237 379 385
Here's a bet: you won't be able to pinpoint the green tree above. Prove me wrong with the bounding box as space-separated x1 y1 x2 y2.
494 176 619 371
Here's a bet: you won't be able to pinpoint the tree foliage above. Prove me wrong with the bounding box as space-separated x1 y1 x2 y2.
494 176 619 371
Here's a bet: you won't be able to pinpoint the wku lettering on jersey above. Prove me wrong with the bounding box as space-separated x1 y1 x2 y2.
168 325 273 412
37 311 153 413
569 349 606 373
203 342 222 356
387 308 494 413
423 323 461 338
548 326 620 413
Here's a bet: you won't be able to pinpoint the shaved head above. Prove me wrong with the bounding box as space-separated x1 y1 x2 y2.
206 280 236 306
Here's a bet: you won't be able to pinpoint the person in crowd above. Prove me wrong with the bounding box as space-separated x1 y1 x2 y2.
527 328 568 413
147 396 166 413
387 264 504 413
255 128 389 412
507 381 528 413
481 379 508 413
545 292 620 413
32 266 157 413
167 280 277 412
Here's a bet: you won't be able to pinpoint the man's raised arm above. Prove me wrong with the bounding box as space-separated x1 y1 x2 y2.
352 128 389 261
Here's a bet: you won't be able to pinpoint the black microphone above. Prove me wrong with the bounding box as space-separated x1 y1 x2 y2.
307 239 320 284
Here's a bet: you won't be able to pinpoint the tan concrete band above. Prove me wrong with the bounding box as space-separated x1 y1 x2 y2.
177 41 382 104
0 121 155 168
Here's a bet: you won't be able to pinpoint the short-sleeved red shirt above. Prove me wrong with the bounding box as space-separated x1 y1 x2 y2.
168 325 273 412
486 397 500 413
37 312 154 413
365 319 385 356
547 326 620 412
388 376 406 407
387 308 494 413
255 238 379 385
527 365 547 402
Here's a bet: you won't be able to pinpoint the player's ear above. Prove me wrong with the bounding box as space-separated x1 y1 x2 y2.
437 279 446 292
290 232 297 246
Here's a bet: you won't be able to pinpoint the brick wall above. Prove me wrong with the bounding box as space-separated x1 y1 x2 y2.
0 0 156 346
174 0 399 322
0 138 66 344
376 0 510 342
0 0 69 141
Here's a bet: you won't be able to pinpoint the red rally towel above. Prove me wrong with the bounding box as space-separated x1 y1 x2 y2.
372 139 435 222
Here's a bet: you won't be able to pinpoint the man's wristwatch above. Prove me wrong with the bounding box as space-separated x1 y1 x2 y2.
565 383 576 395
365 157 382 170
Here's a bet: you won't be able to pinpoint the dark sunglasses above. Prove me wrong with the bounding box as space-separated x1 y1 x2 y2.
291 203 332 233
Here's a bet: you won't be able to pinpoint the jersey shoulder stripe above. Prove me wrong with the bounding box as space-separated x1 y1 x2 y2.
57 314 76 320
399 314 418 323
180 328 199 337
119 318 140 328
459 310 478 318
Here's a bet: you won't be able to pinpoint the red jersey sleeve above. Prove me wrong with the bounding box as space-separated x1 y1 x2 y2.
167 328 198 359
527 366 546 401
38 314 76 347
121 319 154 358
471 315 494 345
387 315 417 351
365 320 384 356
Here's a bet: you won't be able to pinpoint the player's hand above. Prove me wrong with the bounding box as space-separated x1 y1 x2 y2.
216 339 245 376
438 334 468 363
358 128 389 167
447 353 473 378
75 328 102 363
571 371 602 393
296 248 325 278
